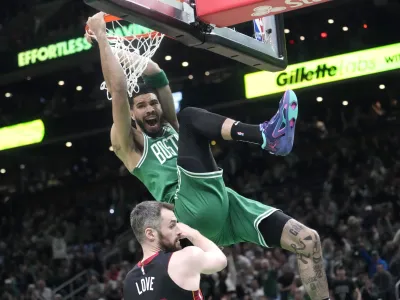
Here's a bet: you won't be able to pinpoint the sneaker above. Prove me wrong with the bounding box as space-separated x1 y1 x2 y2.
259 90 298 156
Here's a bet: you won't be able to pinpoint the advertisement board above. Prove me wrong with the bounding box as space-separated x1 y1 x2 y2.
244 43 400 99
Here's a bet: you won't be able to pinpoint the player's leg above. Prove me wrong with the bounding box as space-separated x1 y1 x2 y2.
176 109 219 173
177 89 298 156
225 189 329 300
173 110 229 243
259 215 330 300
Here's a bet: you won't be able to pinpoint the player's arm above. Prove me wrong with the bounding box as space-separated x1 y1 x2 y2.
153 79 179 132
176 223 227 274
144 64 179 132
180 246 227 274
87 13 134 156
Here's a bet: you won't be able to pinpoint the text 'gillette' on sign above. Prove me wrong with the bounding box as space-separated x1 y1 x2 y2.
17 24 152 67
244 43 400 99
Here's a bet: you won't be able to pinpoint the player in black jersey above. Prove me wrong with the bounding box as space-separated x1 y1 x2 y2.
124 201 227 300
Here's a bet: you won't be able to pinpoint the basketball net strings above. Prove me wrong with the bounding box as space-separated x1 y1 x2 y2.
95 20 164 100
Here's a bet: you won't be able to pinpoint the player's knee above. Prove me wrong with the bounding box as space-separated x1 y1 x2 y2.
178 107 206 125
296 228 321 256
311 229 321 244
282 220 321 255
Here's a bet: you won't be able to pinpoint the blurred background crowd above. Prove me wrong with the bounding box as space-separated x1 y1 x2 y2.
1 0 400 299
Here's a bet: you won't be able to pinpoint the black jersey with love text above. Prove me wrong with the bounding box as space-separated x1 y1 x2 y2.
123 251 203 300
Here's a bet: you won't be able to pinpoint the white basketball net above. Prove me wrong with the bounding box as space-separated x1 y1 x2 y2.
95 20 164 99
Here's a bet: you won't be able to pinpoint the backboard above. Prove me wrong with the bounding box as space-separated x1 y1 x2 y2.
84 0 288 72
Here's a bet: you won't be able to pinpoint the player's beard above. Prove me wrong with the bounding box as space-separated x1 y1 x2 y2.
136 117 162 137
157 231 181 252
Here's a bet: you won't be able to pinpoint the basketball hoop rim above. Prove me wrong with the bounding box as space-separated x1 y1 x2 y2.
85 14 162 41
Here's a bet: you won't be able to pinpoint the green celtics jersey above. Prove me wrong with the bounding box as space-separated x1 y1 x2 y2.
132 124 179 203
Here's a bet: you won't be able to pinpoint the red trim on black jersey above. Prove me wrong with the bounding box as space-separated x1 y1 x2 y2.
192 290 203 300
137 252 159 267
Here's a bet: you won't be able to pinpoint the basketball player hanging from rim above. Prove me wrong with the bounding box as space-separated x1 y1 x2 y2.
87 12 330 300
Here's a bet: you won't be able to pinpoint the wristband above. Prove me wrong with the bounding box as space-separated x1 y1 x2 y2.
143 70 169 89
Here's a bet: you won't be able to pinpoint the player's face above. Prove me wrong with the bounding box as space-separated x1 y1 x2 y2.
157 209 182 252
132 93 163 136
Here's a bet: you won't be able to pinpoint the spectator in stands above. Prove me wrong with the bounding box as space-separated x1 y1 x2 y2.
51 231 67 267
373 262 394 299
200 275 216 299
259 258 278 300
24 284 39 300
105 264 119 282
292 286 307 300
249 278 264 299
389 247 400 281
277 265 295 300
2 279 19 300
54 294 62 300
371 100 385 119
360 276 379 300
16 264 34 294
127 239 136 262
86 275 104 300
329 265 361 300
360 248 388 278
35 280 51 300
103 277 122 300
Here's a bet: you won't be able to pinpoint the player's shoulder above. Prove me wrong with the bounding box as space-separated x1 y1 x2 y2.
123 265 146 299
110 123 143 166
110 122 134 140
171 246 203 264
124 264 140 282
123 265 139 291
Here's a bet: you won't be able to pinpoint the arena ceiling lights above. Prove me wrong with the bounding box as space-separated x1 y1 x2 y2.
244 42 400 99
